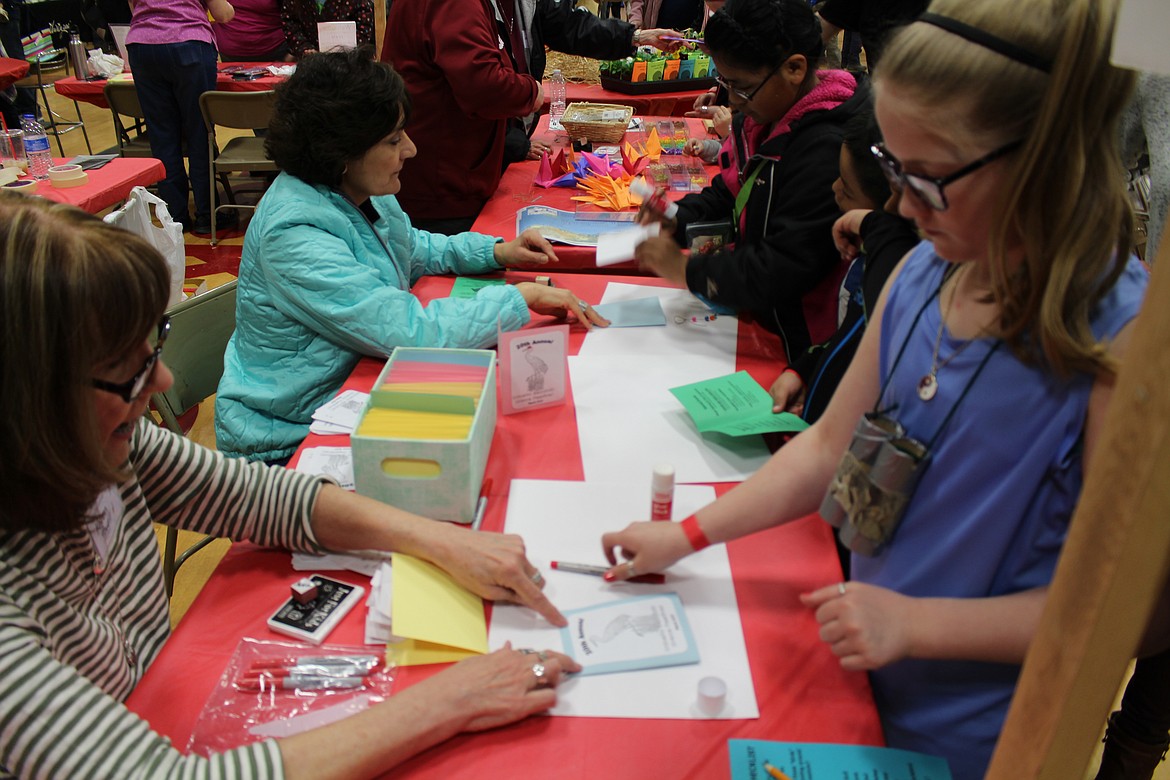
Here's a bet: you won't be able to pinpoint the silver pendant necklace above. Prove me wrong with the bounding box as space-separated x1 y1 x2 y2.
918 266 975 402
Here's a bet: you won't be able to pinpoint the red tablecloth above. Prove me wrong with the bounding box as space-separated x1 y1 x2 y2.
0 57 30 90
15 156 165 214
125 273 883 780
54 63 287 109
554 80 707 116
472 115 719 272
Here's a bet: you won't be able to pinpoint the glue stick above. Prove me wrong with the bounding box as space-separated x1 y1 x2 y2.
650 464 675 521
630 177 679 221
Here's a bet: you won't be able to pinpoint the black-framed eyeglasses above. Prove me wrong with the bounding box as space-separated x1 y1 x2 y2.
91 316 170 403
715 60 783 103
870 140 1022 212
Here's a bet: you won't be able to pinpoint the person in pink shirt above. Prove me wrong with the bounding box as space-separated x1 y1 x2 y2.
126 0 236 237
215 0 291 62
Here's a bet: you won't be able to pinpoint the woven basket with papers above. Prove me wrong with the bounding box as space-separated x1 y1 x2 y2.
560 102 633 143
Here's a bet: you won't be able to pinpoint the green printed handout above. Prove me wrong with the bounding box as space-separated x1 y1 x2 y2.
450 277 507 299
669 371 808 436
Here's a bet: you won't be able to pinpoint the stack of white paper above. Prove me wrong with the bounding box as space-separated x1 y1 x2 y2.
308 389 368 435
294 446 355 490
365 562 396 644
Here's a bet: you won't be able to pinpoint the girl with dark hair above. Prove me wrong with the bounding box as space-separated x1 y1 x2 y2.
636 0 867 362
216 49 608 463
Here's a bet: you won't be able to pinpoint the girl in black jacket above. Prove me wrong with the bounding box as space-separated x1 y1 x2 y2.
636 0 868 361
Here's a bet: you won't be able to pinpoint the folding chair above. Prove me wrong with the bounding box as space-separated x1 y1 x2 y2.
150 280 237 598
103 81 153 158
13 55 93 156
198 90 279 245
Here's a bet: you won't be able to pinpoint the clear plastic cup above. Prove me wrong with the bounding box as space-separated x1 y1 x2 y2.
0 130 27 172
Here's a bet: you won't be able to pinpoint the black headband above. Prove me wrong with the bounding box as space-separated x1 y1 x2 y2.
918 12 1053 73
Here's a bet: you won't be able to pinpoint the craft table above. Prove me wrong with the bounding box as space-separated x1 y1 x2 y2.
553 80 710 117
124 272 883 779
472 114 719 272
0 57 30 90
53 63 287 110
15 156 165 214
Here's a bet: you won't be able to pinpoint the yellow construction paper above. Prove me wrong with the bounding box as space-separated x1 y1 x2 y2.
386 553 487 666
356 408 473 440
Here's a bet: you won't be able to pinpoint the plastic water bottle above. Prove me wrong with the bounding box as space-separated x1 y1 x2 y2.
20 114 52 181
549 69 566 128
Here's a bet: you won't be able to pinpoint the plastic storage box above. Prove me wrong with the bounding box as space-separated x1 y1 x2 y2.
351 348 496 523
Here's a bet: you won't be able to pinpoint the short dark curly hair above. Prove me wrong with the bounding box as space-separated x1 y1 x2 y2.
265 46 411 188
705 0 823 72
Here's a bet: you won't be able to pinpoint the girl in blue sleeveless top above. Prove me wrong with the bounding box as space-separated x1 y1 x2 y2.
600 1 1146 777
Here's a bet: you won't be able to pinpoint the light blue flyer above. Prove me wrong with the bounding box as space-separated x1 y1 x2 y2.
591 296 667 327
559 593 699 675
729 739 953 780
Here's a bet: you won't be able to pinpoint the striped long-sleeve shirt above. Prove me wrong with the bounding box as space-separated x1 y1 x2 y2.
0 419 328 779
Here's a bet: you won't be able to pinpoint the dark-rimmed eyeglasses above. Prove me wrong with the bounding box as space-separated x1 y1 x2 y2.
715 60 783 103
91 316 170 403
870 140 1021 211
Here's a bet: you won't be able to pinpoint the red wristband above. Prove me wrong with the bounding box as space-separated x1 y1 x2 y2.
680 514 711 551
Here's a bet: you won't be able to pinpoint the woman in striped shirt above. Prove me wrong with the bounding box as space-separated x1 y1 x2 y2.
0 195 578 779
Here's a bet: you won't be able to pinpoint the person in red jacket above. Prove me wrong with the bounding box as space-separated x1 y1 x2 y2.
381 0 543 235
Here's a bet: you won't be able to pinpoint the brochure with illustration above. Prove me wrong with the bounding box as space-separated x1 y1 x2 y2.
516 205 643 247
669 371 808 436
729 739 952 780
559 593 700 676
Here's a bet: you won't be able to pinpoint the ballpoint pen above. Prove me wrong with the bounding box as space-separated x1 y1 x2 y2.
471 478 493 531
550 560 666 584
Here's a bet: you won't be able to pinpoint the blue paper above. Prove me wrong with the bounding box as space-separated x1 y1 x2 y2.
559 593 700 675
591 297 667 327
729 739 953 780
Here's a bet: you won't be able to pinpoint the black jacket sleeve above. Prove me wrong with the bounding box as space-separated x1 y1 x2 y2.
681 125 845 315
858 210 921 313
538 0 636 59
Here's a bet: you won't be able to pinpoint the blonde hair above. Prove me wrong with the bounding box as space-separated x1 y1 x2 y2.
0 195 170 532
876 0 1136 376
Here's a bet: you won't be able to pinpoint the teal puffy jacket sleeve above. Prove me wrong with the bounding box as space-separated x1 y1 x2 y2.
216 173 529 462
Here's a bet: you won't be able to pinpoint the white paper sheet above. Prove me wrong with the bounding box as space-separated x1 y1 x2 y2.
490 479 758 720
317 21 358 52
577 283 739 362
570 354 771 484
595 223 659 267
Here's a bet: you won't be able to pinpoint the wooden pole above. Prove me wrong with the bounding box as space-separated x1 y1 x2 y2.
987 213 1170 778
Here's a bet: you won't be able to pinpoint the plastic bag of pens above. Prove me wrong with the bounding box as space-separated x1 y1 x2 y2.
187 637 395 755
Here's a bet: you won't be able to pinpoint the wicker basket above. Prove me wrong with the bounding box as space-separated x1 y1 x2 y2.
560 102 633 144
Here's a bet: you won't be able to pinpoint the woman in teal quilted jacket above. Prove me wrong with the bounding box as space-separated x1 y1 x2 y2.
216 49 606 463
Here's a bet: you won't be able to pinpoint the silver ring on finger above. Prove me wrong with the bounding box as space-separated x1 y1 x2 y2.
627 561 637 579
532 662 550 688
537 650 549 662
578 299 589 309
531 571 545 586
837 582 847 597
